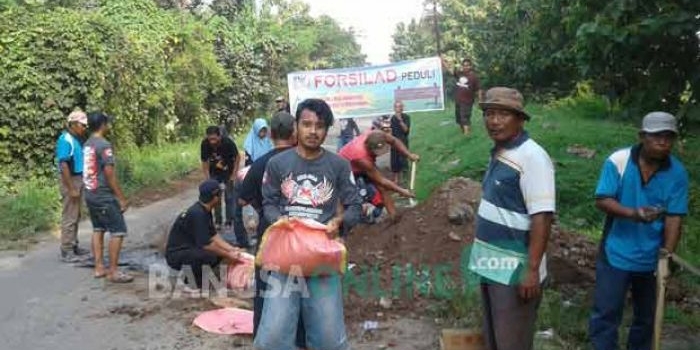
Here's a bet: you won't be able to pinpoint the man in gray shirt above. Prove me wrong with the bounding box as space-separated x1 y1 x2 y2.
83 112 132 283
254 98 361 350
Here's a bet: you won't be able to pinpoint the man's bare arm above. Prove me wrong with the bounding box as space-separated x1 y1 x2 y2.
519 211 553 300
397 116 409 133
201 161 209 179
356 160 413 197
230 152 240 183
663 216 683 253
103 165 127 208
527 212 553 272
384 134 417 160
205 234 243 261
595 198 637 220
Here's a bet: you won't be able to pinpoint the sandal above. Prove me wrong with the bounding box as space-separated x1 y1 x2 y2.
107 271 134 283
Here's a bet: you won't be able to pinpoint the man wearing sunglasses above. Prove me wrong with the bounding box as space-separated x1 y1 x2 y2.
590 112 689 350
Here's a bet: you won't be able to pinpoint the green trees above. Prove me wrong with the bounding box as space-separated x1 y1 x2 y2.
0 0 365 183
391 0 700 120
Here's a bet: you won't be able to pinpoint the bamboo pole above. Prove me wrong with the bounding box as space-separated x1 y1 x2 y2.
408 161 417 207
653 251 670 350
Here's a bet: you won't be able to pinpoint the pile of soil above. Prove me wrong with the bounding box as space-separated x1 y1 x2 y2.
344 177 600 323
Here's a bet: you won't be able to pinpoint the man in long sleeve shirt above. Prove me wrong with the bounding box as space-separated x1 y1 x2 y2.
254 98 361 350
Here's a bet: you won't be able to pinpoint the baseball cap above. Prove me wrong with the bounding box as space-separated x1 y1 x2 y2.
199 179 221 203
479 87 531 120
67 110 88 125
87 111 113 131
641 112 678 134
275 96 285 102
270 111 295 137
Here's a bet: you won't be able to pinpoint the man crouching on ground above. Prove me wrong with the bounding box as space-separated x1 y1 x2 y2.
165 179 246 291
254 98 362 350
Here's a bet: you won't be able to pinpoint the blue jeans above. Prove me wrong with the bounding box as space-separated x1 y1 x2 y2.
337 136 352 151
253 271 349 350
589 257 656 350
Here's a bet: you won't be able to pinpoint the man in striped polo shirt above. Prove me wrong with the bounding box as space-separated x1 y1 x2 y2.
468 87 556 350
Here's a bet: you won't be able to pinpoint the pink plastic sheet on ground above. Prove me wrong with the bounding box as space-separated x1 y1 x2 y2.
192 308 254 335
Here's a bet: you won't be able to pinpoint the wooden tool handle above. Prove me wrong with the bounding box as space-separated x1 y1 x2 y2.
409 161 417 192
653 254 669 350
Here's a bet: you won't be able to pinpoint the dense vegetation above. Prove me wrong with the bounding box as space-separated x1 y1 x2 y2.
391 0 700 126
0 0 365 239
0 0 365 187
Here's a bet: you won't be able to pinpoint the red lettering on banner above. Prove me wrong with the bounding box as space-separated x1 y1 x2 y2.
324 75 336 88
348 73 358 86
311 69 400 89
386 69 397 82
375 71 385 84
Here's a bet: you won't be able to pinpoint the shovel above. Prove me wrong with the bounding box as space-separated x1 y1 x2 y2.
408 160 417 207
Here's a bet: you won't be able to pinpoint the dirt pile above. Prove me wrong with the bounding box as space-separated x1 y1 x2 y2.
344 177 599 322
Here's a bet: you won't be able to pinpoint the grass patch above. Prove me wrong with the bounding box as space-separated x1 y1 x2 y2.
0 177 61 243
409 96 700 348
0 139 202 242
118 139 201 195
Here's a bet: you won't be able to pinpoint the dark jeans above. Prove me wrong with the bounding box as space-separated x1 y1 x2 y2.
166 248 221 289
252 216 306 348
231 188 249 248
589 257 656 350
337 135 352 151
213 179 235 226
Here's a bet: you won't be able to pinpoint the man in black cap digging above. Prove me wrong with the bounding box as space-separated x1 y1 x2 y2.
165 179 246 290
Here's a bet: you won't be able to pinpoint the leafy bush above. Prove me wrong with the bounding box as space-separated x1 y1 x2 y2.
0 1 228 183
0 0 367 240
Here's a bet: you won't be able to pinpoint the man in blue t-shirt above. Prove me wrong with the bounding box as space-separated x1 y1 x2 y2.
589 112 689 350
55 110 90 262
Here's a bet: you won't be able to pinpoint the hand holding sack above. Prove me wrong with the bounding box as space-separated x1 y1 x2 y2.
255 217 347 276
226 252 255 291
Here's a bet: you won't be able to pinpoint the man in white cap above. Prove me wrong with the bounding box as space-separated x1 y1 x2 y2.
589 112 689 350
55 109 91 262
